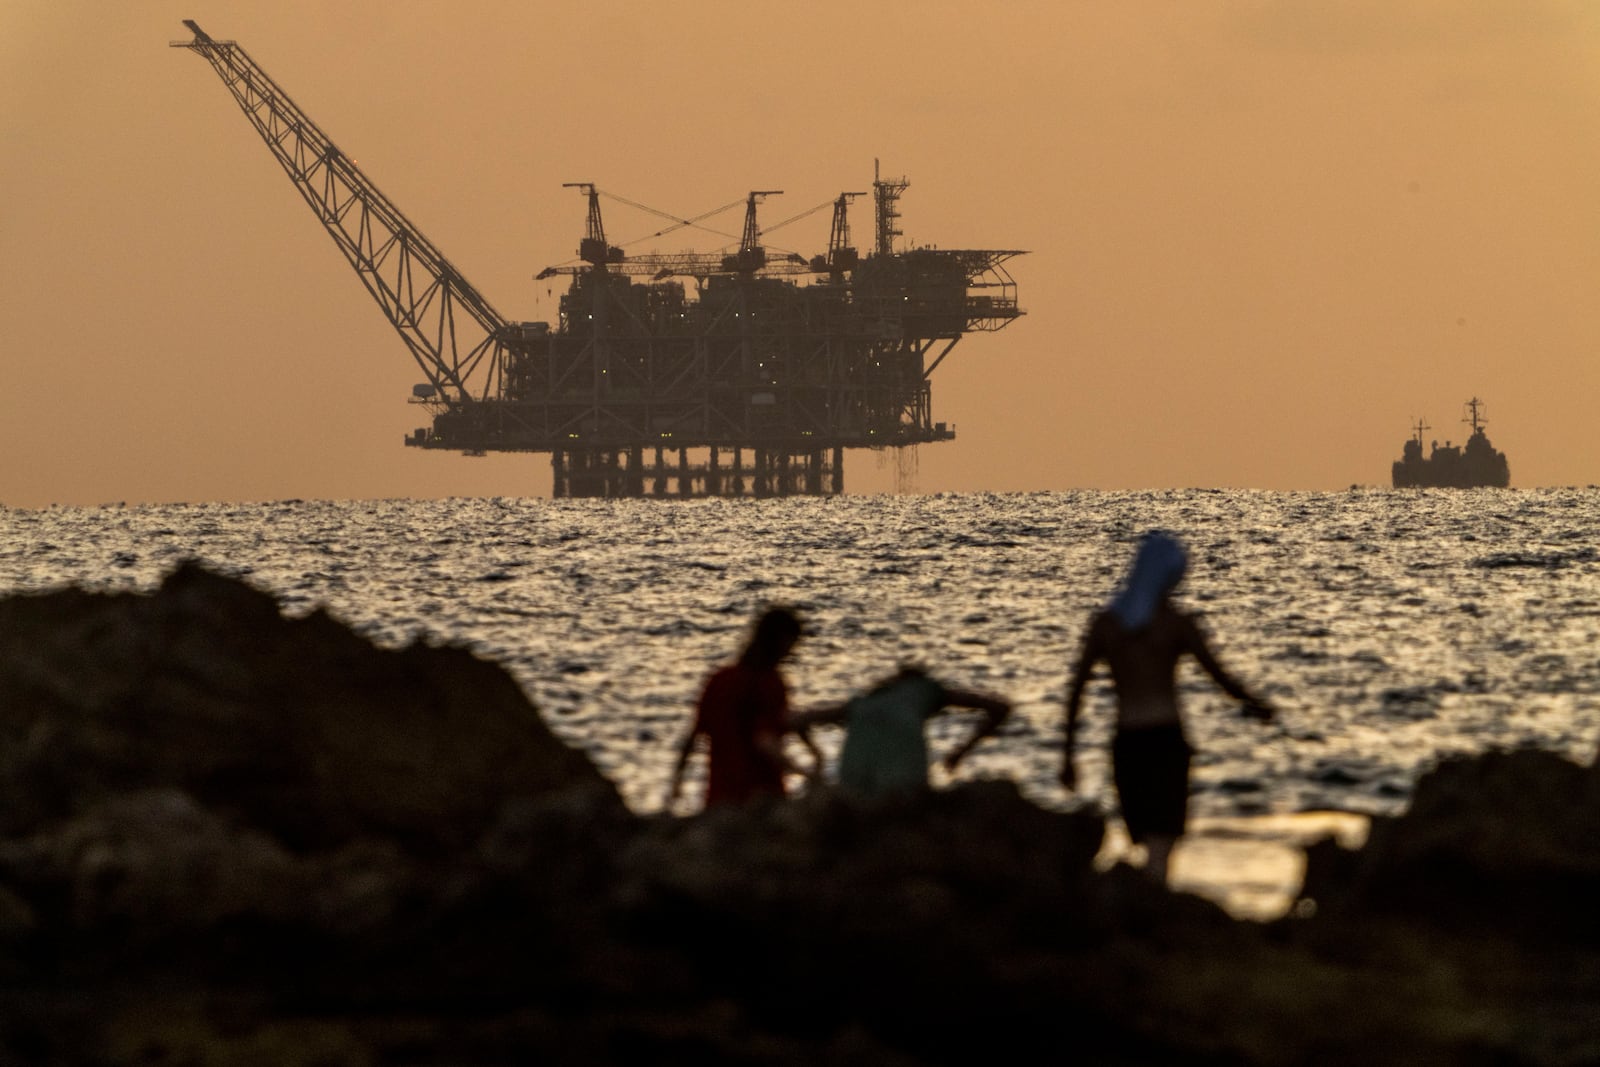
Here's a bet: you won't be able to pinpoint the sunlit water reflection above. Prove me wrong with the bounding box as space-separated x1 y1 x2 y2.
4 489 1596 917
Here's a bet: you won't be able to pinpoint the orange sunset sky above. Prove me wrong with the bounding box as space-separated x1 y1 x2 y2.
3 2 1598 506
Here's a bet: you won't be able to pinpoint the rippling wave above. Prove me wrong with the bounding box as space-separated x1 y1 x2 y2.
4 490 1597 827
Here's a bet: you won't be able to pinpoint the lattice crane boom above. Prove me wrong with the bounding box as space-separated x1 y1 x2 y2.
171 20 512 403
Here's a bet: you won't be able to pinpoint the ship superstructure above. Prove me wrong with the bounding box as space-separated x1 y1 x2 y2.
173 21 1025 498
1392 398 1510 488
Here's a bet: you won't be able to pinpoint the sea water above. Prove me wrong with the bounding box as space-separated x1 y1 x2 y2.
4 489 1597 917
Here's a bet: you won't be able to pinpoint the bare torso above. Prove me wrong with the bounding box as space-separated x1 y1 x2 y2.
1075 603 1252 732
1094 607 1191 730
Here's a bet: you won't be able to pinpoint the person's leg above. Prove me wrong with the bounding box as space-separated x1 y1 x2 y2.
1144 834 1176 882
1113 728 1188 883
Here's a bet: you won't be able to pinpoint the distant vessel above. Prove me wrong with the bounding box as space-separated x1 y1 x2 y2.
1392 398 1510 488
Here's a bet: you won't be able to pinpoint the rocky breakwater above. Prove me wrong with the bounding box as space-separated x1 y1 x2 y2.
0 564 1595 1065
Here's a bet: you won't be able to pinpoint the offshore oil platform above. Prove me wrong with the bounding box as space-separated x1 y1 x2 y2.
173 22 1025 498
1391 398 1511 488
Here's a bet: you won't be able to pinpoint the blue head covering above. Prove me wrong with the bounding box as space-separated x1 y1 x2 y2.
1107 530 1188 631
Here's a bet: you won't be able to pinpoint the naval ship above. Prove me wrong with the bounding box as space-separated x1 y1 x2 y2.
1391 398 1510 488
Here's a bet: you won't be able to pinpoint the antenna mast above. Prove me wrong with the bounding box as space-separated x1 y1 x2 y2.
873 158 909 256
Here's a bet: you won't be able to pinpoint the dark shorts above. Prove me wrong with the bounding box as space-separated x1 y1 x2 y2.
1112 725 1193 843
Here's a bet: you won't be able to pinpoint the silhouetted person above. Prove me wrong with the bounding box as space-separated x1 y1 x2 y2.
793 666 1011 799
1062 531 1273 882
666 607 811 810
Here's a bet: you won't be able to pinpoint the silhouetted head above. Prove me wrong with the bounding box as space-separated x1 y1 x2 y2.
864 663 927 695
740 606 802 668
1107 530 1188 631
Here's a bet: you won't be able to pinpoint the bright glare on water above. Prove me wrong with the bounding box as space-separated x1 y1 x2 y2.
4 489 1598 914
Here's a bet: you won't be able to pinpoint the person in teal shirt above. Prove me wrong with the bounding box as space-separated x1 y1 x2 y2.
793 667 1011 798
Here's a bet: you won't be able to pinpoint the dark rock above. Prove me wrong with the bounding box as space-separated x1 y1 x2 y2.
0 565 1597 1065
0 562 618 853
0 788 298 943
1300 748 1600 943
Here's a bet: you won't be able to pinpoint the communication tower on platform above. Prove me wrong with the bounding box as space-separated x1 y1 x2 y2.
173 21 1026 498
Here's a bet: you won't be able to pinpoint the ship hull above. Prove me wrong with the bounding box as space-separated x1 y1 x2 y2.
1392 435 1510 489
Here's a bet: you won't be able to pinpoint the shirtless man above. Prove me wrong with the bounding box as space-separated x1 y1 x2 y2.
1061 531 1274 882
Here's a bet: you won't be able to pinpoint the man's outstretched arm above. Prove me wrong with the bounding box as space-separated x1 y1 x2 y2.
940 690 1013 771
1184 615 1275 720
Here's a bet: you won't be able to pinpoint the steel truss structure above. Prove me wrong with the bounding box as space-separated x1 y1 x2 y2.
174 21 1025 498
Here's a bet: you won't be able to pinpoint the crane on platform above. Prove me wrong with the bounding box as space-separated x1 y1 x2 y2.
812 192 866 277
564 182 624 269
170 20 514 408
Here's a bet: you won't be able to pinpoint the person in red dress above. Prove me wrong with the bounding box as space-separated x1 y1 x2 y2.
666 607 811 810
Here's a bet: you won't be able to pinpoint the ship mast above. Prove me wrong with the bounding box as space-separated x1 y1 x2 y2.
1411 417 1430 446
1463 397 1487 436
